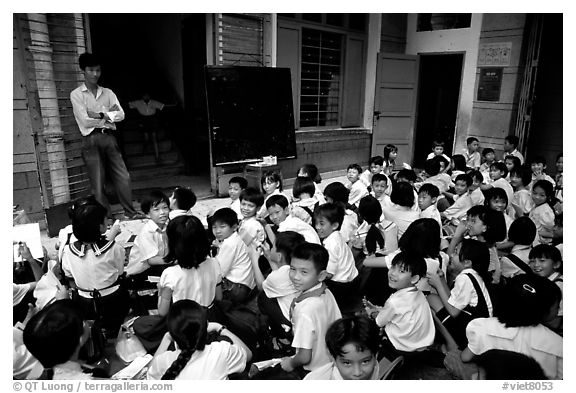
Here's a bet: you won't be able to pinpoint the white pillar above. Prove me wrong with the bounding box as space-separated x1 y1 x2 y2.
27 13 70 204
363 13 382 131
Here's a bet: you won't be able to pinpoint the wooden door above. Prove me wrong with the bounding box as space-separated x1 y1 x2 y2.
371 53 419 169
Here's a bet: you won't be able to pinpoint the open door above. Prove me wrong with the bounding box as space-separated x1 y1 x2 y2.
371 53 419 169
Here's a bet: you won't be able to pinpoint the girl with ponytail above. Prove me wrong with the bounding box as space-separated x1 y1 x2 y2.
353 195 398 257
147 299 251 380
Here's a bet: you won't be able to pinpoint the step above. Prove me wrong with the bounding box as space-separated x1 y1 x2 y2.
123 139 173 156
130 163 185 183
126 150 180 169
119 127 171 143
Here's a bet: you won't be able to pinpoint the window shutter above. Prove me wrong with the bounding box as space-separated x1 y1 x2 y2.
277 24 301 128
218 14 264 66
341 35 366 127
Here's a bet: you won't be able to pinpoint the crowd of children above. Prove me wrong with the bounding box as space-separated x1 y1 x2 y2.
13 136 563 381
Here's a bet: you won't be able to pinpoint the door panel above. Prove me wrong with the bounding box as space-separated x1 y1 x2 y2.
372 53 419 170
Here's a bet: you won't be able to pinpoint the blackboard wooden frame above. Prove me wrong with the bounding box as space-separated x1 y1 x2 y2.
204 65 297 166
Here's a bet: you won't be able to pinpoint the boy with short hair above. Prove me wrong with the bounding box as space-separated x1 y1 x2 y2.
346 163 369 208
503 135 524 165
364 252 435 354
464 137 481 169
238 187 266 254
479 148 496 183
168 186 196 219
359 155 386 190
280 243 342 376
211 207 256 304
441 174 474 226
314 204 358 309
266 194 321 244
418 183 441 227
126 190 171 276
528 156 556 189
426 139 452 168
481 162 514 211
229 176 248 221
370 173 391 210
469 170 486 206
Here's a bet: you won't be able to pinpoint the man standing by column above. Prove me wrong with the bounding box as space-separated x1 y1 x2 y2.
70 52 144 219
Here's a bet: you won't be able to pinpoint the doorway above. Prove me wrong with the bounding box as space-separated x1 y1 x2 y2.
413 53 463 168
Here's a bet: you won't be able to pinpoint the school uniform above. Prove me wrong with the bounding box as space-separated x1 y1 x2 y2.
354 219 399 256
529 173 556 190
168 209 189 220
491 178 515 216
382 203 420 238
466 317 562 379
313 183 327 205
258 189 283 219
359 169 374 188
230 199 243 221
278 215 321 244
147 340 248 380
375 286 435 352
512 189 534 218
259 265 298 338
464 150 481 169
57 224 75 262
304 361 379 380
529 203 555 245
442 194 473 222
238 216 266 252
126 219 168 276
160 259 222 308
420 204 442 227
323 231 358 283
426 152 452 163
470 187 485 206
13 324 43 379
340 209 359 243
214 232 255 291
61 239 129 332
447 269 493 315
419 173 453 194
500 245 531 278
291 196 320 225
347 181 369 207
507 148 524 165
291 284 342 371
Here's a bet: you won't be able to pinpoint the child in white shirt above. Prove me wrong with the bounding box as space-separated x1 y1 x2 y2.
360 155 387 192
296 163 326 205
510 167 535 218
463 137 481 169
500 217 536 278
426 139 452 171
323 182 359 243
441 174 473 226
353 195 399 257
291 176 321 225
168 186 196 220
481 162 514 216
346 163 369 208
370 173 392 211
266 194 321 244
529 180 555 245
528 156 556 190
418 183 441 228
257 170 284 220
237 187 266 254
228 176 247 221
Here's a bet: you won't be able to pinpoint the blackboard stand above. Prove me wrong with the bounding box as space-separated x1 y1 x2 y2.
244 163 282 190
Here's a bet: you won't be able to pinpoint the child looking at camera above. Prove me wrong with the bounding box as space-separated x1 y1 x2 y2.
228 177 248 221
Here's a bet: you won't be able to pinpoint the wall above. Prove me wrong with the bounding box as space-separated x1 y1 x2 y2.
405 14 483 155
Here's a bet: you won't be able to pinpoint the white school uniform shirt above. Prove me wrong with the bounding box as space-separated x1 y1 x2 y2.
491 178 515 216
354 219 399 256
512 189 534 218
278 215 321 244
466 318 562 380
291 196 320 225
500 245 531 278
548 272 563 317
61 240 125 298
470 187 485 206
381 250 448 294
347 180 369 207
464 150 481 169
238 216 265 252
13 283 31 307
448 268 493 316
382 203 420 238
323 231 358 283
257 189 283 219
291 284 342 371
160 259 222 308
126 219 168 276
375 287 435 352
426 152 452 163
304 361 379 380
215 232 255 289
147 341 247 380
507 148 525 165
442 193 473 221
57 224 75 262
359 169 373 188
13 324 43 380
529 203 555 245
168 209 189 220
230 198 243 221
262 265 298 320
340 209 359 243
529 173 556 190
420 204 442 227
313 183 327 205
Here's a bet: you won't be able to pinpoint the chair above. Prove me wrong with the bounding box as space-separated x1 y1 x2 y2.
378 355 404 380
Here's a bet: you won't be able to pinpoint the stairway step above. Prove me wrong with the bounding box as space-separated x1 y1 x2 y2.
120 127 170 142
126 151 180 169
123 139 173 156
130 164 184 183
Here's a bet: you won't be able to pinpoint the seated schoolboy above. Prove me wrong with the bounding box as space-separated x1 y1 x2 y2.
323 182 358 242
304 315 380 380
364 251 435 355
427 239 494 349
346 163 369 208
266 194 321 244
529 244 563 335
359 155 387 192
237 187 266 254
291 176 321 225
211 208 256 305
280 243 342 377
450 154 468 181
228 176 248 221
479 149 495 183
370 173 392 210
258 231 305 344
23 300 91 380
314 204 359 310
168 186 196 220
296 163 326 205
426 139 452 168
510 167 535 218
463 137 481 169
500 217 536 278
416 157 453 195
441 174 474 225
468 170 485 206
528 155 556 189
502 135 524 164
126 190 171 277
61 198 129 336
418 183 441 227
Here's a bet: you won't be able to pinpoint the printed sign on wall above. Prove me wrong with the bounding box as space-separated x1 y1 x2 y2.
477 42 512 67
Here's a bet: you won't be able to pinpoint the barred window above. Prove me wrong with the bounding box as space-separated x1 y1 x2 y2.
299 28 342 127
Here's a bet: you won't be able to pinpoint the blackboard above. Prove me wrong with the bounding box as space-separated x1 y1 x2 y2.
204 66 297 166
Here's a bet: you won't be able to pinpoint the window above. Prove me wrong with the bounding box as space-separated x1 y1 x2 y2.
417 14 471 31
299 29 342 127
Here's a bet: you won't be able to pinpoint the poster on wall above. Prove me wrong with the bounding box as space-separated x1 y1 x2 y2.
477 68 503 102
477 42 512 66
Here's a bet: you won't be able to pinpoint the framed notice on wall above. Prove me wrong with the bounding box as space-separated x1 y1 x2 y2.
477 68 503 102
